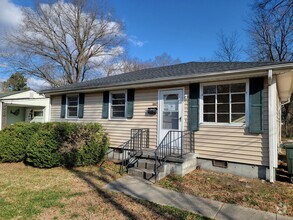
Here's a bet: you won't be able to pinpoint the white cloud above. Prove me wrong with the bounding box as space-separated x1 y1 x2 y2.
0 0 23 27
128 36 147 47
27 77 50 91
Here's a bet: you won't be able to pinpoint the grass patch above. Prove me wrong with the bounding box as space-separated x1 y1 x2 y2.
158 170 293 216
0 161 205 219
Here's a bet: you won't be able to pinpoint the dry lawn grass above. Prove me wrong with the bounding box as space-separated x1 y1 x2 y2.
158 169 293 217
0 161 205 220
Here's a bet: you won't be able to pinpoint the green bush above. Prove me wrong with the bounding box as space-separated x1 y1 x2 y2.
59 123 109 167
26 128 62 168
0 123 41 162
0 122 109 168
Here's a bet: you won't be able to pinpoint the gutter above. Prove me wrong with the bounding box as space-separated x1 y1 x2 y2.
41 63 293 96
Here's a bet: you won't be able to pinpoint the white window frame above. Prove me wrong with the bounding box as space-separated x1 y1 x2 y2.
199 80 249 127
33 109 44 118
109 90 127 120
66 94 79 119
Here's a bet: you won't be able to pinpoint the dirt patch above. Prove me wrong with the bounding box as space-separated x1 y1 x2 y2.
158 168 293 216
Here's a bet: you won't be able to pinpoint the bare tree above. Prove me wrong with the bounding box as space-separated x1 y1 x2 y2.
103 53 181 76
214 31 243 62
247 0 293 62
5 0 124 87
147 52 181 67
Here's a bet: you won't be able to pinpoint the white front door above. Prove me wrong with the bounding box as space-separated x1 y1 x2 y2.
158 89 184 144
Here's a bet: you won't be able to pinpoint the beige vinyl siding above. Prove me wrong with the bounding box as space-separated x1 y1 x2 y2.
51 88 159 148
50 78 270 166
194 79 269 166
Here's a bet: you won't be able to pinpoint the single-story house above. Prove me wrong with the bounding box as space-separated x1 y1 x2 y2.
41 62 293 182
0 90 50 129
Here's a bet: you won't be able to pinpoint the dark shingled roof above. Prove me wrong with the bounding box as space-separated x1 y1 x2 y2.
41 61 289 93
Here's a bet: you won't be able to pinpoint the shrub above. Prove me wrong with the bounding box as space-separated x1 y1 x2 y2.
59 123 109 167
26 128 62 168
0 122 109 168
0 123 41 162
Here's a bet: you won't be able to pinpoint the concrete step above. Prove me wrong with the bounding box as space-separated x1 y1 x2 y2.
128 167 166 181
135 159 165 172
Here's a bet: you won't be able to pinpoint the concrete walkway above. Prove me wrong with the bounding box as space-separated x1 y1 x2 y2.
104 176 293 220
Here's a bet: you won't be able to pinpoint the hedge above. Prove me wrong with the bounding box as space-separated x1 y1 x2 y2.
0 123 41 162
0 122 109 168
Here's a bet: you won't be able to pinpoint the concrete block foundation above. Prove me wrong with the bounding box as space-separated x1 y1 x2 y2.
197 158 270 180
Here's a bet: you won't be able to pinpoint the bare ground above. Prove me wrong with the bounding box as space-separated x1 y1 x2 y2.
158 166 293 216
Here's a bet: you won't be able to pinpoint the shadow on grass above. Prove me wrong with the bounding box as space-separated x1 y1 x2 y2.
69 166 205 220
69 168 140 219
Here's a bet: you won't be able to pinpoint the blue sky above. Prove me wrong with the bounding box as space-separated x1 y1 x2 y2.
11 0 252 62
108 0 252 61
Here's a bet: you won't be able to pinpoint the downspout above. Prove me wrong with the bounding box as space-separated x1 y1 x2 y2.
268 69 277 183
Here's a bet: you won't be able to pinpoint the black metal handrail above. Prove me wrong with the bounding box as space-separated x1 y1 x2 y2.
154 130 194 182
120 128 149 174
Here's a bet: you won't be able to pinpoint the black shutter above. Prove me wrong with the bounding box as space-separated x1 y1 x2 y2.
78 93 85 118
127 89 135 119
102 91 109 119
249 77 264 134
188 83 200 131
61 95 66 118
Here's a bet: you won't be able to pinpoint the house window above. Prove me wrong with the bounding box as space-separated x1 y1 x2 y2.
67 95 79 118
110 92 126 119
33 110 43 117
203 82 246 124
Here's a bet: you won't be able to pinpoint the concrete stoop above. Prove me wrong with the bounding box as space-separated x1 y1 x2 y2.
128 153 198 182
106 147 198 182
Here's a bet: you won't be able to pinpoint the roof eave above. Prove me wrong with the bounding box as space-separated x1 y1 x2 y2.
41 63 293 96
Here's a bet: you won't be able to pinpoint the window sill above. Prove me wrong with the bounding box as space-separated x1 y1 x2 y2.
108 118 128 121
64 117 79 121
200 123 246 127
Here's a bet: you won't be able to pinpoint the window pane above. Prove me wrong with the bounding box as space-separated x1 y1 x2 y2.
217 94 229 103
113 111 125 117
232 104 245 113
112 106 125 112
204 104 215 113
112 93 125 99
112 99 125 105
34 111 43 117
203 86 216 94
232 94 245 102
217 84 229 93
217 114 229 123
231 83 245 92
204 114 215 122
165 94 178 100
232 114 245 123
111 93 126 118
203 95 215 103
217 104 229 113
68 96 78 106
68 107 77 117
163 112 178 129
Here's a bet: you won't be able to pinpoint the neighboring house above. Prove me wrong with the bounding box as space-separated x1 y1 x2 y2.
0 90 50 129
41 62 293 182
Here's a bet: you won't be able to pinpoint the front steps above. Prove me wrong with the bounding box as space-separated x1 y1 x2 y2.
107 147 198 182
128 159 168 182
